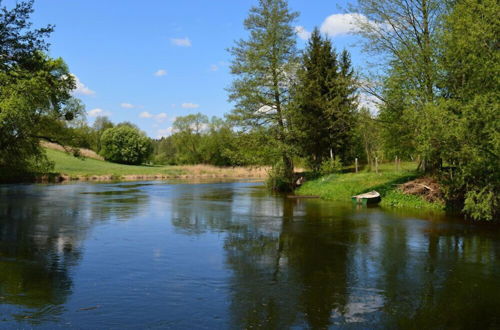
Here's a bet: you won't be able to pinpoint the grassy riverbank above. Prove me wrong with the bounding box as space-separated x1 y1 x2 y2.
43 148 267 181
297 162 445 211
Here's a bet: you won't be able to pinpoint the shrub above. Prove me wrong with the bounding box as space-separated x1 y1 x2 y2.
100 126 152 165
266 161 293 192
319 158 343 176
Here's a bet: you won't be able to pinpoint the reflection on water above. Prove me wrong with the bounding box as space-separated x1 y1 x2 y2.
0 181 499 328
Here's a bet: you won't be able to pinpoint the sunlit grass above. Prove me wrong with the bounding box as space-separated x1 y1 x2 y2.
45 148 185 177
45 148 268 179
297 162 444 211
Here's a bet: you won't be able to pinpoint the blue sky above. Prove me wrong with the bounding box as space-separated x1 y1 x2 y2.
6 0 368 138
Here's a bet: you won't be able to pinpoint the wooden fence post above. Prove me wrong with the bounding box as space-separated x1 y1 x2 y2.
375 157 379 174
355 158 358 173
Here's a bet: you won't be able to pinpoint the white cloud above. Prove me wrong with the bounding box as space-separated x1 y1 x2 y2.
72 74 95 96
295 26 311 40
170 37 191 47
256 105 277 115
88 108 111 117
358 93 380 114
139 111 168 122
154 69 167 77
210 64 219 72
155 113 168 122
121 103 135 109
157 127 173 138
181 102 199 109
139 111 154 118
320 13 370 37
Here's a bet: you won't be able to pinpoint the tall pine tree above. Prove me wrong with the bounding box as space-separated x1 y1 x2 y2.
291 29 357 171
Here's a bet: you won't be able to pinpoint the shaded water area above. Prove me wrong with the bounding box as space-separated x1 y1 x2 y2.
1 181 500 329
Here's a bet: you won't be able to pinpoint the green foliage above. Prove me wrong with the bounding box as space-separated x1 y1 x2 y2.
435 0 499 220
463 187 497 222
228 0 299 189
319 158 343 176
291 29 358 169
170 113 209 164
353 0 498 220
99 125 152 165
266 160 293 192
0 1 84 177
353 107 382 166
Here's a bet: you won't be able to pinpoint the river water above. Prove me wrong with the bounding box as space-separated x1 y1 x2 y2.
1 181 499 329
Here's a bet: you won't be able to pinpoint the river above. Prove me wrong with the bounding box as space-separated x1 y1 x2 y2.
1 181 499 329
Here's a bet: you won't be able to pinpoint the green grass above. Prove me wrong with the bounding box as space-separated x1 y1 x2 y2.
297 162 444 211
45 148 185 177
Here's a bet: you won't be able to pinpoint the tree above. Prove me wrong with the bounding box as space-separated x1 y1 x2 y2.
99 125 152 165
291 30 358 170
436 0 500 220
171 113 209 164
0 1 81 178
89 116 114 151
228 0 299 190
352 0 445 171
291 29 338 171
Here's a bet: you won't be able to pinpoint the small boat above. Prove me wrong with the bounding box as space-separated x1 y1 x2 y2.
352 191 381 205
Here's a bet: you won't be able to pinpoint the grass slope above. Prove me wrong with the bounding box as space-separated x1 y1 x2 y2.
46 148 184 177
297 162 444 211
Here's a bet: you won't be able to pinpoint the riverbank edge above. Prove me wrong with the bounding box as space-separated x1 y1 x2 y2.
296 171 445 212
0 172 268 184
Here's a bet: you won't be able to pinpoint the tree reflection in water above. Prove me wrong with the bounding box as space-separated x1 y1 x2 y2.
169 183 500 329
0 183 149 323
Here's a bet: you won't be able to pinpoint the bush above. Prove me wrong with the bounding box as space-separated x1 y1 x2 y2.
319 158 343 176
266 161 293 192
100 126 152 165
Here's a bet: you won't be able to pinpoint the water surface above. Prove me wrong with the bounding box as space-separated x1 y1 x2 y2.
1 181 499 329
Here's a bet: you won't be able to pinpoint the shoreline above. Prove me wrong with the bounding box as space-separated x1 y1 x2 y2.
33 172 267 183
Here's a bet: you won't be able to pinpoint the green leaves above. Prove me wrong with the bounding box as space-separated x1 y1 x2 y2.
228 0 299 190
100 126 152 165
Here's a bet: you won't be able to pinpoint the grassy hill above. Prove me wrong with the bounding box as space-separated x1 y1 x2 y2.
44 148 268 181
45 148 185 177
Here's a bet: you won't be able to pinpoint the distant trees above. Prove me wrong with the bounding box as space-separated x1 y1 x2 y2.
100 125 152 165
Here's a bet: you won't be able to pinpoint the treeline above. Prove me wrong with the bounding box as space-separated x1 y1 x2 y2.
66 113 282 167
